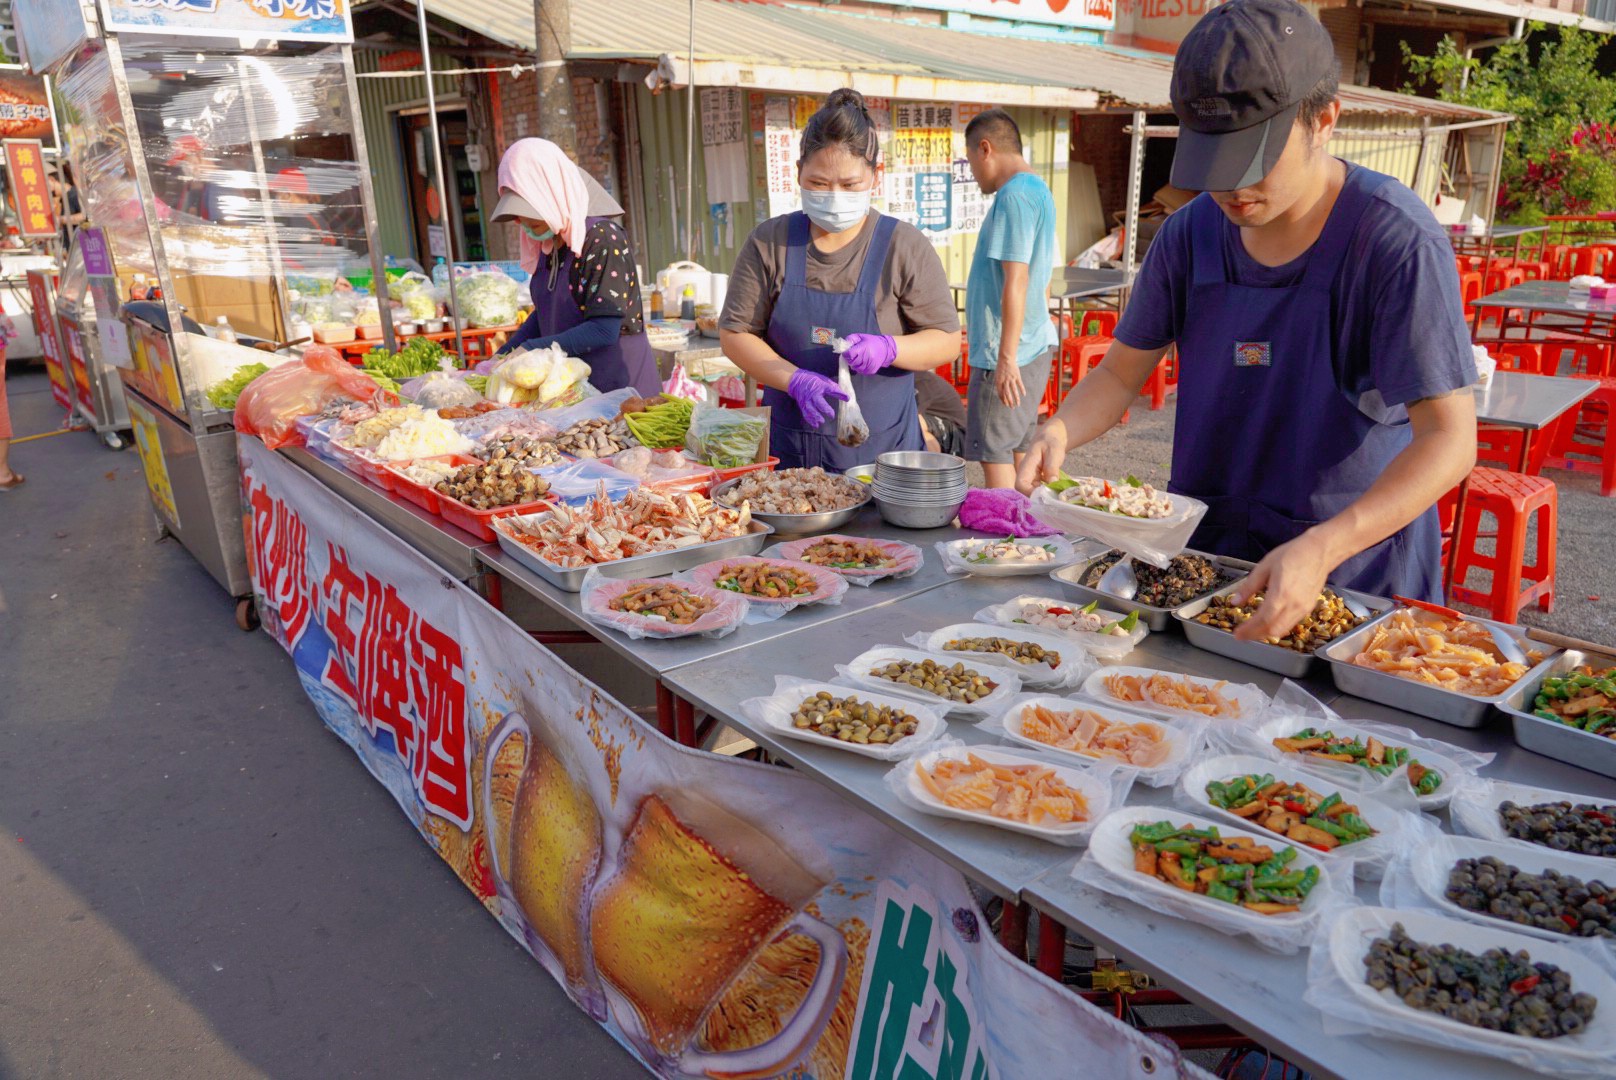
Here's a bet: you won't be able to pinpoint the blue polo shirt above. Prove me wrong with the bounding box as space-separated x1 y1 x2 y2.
966 171 1058 369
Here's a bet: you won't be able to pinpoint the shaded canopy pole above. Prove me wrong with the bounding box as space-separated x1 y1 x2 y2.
685 0 695 262
416 0 466 358
1123 110 1146 282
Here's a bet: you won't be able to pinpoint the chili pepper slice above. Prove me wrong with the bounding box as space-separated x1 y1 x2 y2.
1046 607 1072 616
1562 914 1580 930
1510 975 1540 995
1283 799 1309 814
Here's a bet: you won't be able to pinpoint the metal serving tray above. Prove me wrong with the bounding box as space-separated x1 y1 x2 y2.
1049 549 1250 633
709 474 869 537
1174 581 1389 679
491 513 774 592
1499 650 1616 781
1319 609 1562 728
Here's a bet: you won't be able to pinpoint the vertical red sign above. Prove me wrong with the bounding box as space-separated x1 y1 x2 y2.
5 139 55 238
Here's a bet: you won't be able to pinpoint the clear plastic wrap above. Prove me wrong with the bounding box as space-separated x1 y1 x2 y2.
1303 906 1616 1075
486 343 592 407
605 447 716 490
1379 832 1616 954
678 557 849 624
536 459 641 506
980 694 1208 788
834 646 1023 719
456 269 523 328
234 345 391 450
406 370 486 410
903 623 1095 690
834 351 870 448
454 408 560 446
686 402 768 469
1174 752 1428 880
933 536 1082 577
972 594 1148 660
1079 665 1270 724
886 739 1131 847
739 676 948 761
577 570 748 640
1450 778 1616 869
765 534 923 586
1028 484 1209 569
1217 680 1489 810
1071 805 1358 954
533 387 639 433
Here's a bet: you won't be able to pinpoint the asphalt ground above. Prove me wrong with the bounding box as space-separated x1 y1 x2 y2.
0 366 642 1079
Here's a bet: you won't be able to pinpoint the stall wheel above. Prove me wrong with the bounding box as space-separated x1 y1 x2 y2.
235 597 260 632
102 431 126 450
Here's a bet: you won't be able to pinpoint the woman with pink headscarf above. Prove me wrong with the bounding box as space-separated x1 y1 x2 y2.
491 139 658 395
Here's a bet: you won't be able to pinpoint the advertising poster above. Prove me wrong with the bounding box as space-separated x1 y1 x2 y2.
238 437 1200 1080
4 138 53 236
25 269 71 413
128 395 179 527
97 0 354 43
0 66 58 148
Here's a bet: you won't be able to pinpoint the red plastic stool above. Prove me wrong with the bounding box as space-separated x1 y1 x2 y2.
1076 310 1118 338
1540 340 1612 378
1143 353 1175 410
1494 343 1544 373
1443 467 1558 621
1545 374 1616 497
1064 335 1128 422
1458 271 1485 321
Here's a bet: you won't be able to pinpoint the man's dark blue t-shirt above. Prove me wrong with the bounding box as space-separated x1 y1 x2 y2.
1116 164 1477 420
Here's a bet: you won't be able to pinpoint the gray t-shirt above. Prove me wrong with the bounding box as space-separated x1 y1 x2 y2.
720 211 961 338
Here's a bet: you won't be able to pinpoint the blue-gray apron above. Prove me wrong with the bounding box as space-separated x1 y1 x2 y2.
1169 167 1443 602
762 212 923 470
526 216 661 397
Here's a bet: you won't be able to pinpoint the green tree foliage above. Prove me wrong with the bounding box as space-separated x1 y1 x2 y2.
1403 27 1616 222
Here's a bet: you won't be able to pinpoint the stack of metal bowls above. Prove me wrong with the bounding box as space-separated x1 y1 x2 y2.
872 451 967 528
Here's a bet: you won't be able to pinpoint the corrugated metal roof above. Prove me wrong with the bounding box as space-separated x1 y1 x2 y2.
409 0 1507 123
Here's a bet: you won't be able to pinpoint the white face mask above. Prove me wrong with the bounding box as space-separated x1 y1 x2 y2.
800 188 871 233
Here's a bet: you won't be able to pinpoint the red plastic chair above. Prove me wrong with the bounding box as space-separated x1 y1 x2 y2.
1458 271 1486 321
1545 374 1616 497
1494 343 1544 373
1540 340 1613 378
1570 246 1616 279
1440 467 1558 620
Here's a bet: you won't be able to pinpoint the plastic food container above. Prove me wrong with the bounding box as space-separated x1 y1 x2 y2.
384 454 478 517
903 744 1118 844
1079 665 1269 723
491 513 774 592
1174 581 1389 679
313 324 355 344
1498 649 1616 780
1319 609 1561 728
357 323 383 340
740 678 947 761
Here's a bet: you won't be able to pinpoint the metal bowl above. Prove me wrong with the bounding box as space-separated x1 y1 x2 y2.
843 463 877 484
874 494 964 529
710 475 870 536
877 450 966 472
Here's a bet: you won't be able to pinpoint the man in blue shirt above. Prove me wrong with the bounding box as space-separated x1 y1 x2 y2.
964 110 1058 489
1018 0 1477 637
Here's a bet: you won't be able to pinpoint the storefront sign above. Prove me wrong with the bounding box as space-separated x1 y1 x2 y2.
128 395 179 527
238 437 1182 1080
78 226 113 276
915 171 952 232
700 87 744 147
97 0 354 44
4 138 52 236
25 268 70 412
861 0 1112 31
0 66 58 148
763 96 801 218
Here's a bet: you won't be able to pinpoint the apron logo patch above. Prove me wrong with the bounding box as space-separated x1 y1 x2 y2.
810 326 837 346
1234 341 1272 368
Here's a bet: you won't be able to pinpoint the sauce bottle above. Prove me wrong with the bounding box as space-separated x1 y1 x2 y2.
679 284 696 321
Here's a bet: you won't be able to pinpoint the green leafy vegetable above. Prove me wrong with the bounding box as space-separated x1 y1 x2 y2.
362 337 451 380
206 362 269 409
1046 471 1078 493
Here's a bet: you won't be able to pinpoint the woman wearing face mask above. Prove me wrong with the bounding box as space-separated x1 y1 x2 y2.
719 89 961 469
489 138 660 395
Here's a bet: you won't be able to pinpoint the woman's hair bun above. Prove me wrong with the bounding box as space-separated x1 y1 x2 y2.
824 87 869 115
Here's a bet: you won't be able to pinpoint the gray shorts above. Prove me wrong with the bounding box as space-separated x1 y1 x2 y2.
964 348 1054 464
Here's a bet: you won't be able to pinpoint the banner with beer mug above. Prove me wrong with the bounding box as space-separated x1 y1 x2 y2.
238 437 1195 1080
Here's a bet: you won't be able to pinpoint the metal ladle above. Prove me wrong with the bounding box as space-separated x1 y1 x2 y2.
1097 557 1138 600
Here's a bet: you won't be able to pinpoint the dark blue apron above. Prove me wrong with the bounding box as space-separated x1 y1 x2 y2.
530 216 661 397
762 212 923 470
1170 168 1443 602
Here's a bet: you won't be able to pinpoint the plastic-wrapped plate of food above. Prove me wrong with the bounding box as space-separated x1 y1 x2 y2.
740 677 947 760
769 533 922 583
683 556 848 607
973 594 1147 659
579 577 748 639
935 535 1081 576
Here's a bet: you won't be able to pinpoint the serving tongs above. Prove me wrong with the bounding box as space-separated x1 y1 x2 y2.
1394 595 1529 665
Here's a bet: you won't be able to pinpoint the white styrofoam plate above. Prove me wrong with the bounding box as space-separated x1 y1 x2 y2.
1080 665 1267 723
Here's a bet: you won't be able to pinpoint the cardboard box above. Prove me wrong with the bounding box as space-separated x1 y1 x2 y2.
169 263 285 343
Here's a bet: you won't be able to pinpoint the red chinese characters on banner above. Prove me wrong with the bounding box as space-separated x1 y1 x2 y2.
319 545 472 829
4 140 55 238
247 481 314 646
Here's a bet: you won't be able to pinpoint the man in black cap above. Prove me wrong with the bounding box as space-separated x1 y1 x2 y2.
1020 0 1477 638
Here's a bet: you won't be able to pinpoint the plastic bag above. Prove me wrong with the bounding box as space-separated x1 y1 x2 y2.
1303 906 1616 1075
739 675 947 761
904 622 1095 690
235 344 392 450
536 459 640 506
971 594 1148 661
934 536 1082 577
834 646 1022 719
486 343 591 407
662 362 708 403
1217 680 1491 810
452 408 559 446
605 447 716 490
1079 665 1270 724
577 569 747 640
1174 751 1428 880
832 346 870 448
678 556 848 625
978 693 1207 788
456 269 523 328
765 534 923 586
1071 805 1359 954
685 402 767 468
1379 829 1616 956
1028 483 1208 570
887 738 1131 847
534 386 639 433
1449 777 1616 856
406 370 485 410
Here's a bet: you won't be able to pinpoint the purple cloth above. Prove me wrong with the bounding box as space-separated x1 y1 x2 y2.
958 488 1059 537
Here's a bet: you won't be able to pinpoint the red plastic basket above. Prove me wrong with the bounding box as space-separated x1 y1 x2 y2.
383 454 479 516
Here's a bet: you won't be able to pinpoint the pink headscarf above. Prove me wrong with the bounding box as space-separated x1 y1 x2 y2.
496 138 590 272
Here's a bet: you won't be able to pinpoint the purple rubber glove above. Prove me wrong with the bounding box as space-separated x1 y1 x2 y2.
787 369 848 428
839 332 898 375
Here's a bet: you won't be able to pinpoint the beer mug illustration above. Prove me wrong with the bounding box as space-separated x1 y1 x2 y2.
588 789 848 1078
482 712 607 1019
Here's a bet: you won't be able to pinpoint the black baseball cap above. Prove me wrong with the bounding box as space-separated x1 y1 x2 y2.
1169 0 1338 192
